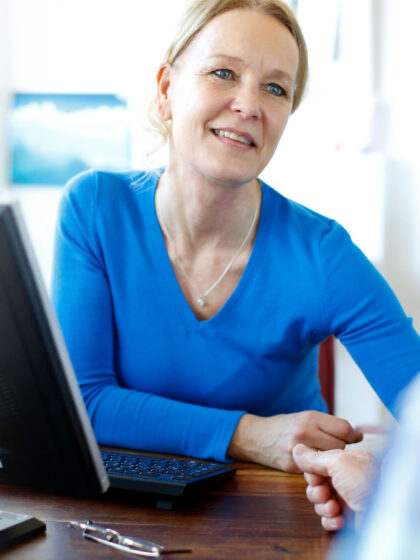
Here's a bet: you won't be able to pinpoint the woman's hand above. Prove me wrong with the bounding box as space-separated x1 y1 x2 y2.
227 412 363 472
292 443 377 531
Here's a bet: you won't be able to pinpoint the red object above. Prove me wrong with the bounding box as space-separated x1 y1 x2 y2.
318 336 335 414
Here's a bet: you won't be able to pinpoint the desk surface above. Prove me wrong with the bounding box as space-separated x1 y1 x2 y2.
0 461 334 559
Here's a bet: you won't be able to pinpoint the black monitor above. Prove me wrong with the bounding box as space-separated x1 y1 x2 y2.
0 196 109 495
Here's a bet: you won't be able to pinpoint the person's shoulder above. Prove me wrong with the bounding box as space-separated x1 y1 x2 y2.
63 168 160 205
261 180 340 238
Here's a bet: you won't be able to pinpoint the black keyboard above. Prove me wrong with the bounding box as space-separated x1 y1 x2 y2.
101 450 236 507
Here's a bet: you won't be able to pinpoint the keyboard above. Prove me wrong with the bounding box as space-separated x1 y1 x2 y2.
101 450 236 508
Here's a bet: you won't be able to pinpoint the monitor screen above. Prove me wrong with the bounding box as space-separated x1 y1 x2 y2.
0 197 108 495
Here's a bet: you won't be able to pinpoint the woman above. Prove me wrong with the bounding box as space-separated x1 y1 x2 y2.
52 0 420 472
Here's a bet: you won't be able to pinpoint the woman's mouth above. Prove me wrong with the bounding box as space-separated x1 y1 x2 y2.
212 129 256 147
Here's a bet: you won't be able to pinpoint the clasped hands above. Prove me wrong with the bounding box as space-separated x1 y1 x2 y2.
228 411 376 531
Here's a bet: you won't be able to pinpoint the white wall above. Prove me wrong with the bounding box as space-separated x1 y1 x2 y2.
336 0 420 426
377 0 420 332
3 0 419 428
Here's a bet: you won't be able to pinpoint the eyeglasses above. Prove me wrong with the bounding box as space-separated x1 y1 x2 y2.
68 520 192 557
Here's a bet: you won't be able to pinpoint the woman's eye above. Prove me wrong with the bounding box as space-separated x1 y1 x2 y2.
213 69 233 80
267 83 285 97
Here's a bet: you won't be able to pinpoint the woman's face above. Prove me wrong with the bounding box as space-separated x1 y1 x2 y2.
157 9 299 187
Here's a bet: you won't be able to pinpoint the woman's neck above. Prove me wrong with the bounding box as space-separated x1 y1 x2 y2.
156 166 261 254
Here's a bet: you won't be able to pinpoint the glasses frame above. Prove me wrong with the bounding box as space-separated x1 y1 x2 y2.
68 520 191 557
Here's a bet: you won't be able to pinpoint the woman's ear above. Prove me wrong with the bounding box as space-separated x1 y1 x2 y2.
156 63 172 121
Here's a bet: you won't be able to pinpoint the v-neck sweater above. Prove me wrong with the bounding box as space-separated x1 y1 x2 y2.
52 169 420 462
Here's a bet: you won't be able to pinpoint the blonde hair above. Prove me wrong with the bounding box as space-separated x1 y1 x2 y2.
148 0 308 148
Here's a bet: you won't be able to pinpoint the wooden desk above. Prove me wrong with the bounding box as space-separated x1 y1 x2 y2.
0 462 333 559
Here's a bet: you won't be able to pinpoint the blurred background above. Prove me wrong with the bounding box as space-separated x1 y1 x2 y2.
0 0 418 430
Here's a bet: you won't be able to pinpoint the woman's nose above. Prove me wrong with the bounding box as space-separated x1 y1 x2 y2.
230 82 262 119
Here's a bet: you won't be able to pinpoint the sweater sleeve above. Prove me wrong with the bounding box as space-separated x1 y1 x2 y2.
51 171 244 462
320 221 420 415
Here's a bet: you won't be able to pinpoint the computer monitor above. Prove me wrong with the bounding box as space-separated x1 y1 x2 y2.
0 196 109 495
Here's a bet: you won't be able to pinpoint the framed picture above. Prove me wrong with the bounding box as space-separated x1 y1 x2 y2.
9 93 131 186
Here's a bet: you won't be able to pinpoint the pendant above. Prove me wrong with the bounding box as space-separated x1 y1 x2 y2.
197 297 205 307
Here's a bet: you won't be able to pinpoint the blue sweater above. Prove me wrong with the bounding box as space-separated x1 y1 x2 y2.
52 169 420 462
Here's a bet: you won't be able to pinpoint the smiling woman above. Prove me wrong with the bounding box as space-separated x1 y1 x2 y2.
149 0 308 145
155 9 298 204
52 0 420 474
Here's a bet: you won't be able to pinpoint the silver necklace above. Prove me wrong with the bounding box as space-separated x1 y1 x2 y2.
157 189 260 308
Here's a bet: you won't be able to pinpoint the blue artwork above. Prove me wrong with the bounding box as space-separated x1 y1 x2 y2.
9 93 131 186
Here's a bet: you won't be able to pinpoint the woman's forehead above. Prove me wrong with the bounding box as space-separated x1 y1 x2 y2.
177 9 299 80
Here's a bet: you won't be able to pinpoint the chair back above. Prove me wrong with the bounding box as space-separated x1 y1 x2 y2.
318 336 335 414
